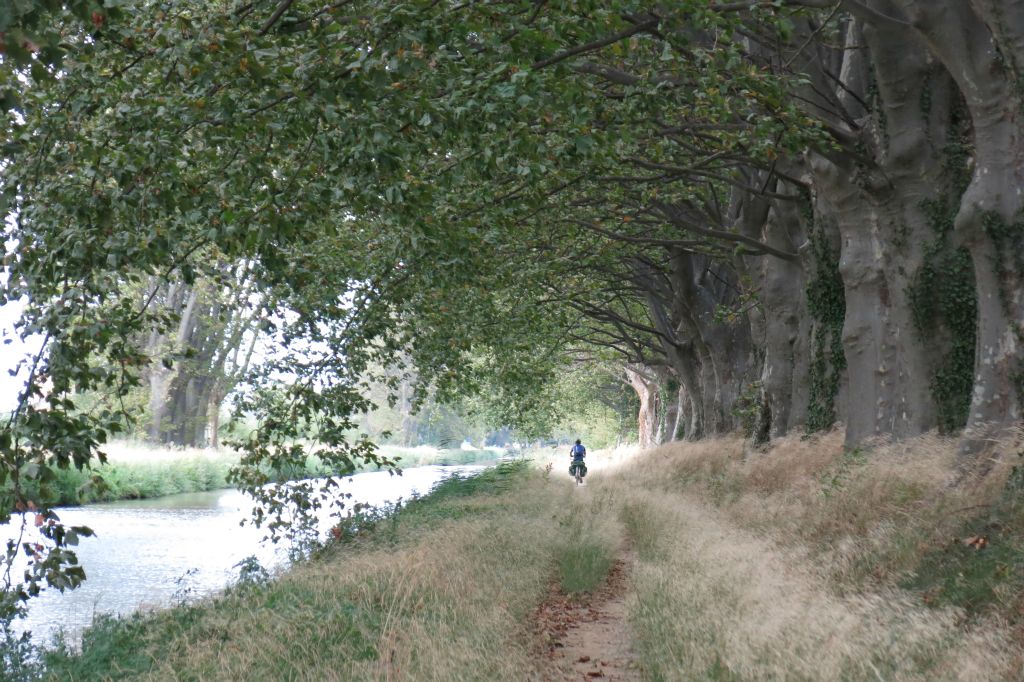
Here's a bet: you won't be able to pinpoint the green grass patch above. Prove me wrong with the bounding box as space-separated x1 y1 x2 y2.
903 466 1024 616
8 444 503 512
903 525 1024 615
619 499 664 561
556 514 616 595
328 461 529 545
43 580 383 681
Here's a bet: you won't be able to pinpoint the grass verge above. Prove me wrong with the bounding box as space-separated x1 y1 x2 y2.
34 431 1024 681
593 431 1023 680
40 462 575 681
555 507 618 595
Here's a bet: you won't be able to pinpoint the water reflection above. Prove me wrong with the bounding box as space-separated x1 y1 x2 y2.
9 465 485 646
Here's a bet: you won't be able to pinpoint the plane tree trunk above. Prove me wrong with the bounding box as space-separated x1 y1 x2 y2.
625 363 664 449
788 9 960 445
143 264 262 447
892 0 1024 454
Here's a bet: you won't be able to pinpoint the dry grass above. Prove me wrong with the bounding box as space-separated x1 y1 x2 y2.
593 428 1024 680
136 519 556 681
45 432 1024 681
45 463 578 681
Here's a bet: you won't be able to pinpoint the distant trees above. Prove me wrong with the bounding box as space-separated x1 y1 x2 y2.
141 263 263 448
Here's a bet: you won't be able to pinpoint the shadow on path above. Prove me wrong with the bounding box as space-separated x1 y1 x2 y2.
534 555 639 681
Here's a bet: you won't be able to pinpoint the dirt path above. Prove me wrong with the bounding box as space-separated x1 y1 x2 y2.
535 557 639 681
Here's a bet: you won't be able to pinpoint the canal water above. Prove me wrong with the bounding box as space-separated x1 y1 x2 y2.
8 464 486 647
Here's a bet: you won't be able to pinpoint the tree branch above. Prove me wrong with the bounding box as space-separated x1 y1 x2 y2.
531 15 660 70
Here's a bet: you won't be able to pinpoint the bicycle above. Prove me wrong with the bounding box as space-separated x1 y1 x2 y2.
569 460 587 485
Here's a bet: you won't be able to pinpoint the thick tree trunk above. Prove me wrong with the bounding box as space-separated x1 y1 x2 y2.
893 0 1024 452
641 281 706 440
802 15 955 446
208 388 222 449
670 345 705 440
144 281 197 442
760 201 809 437
670 251 754 435
625 364 663 448
662 384 686 441
163 374 214 447
957 122 1024 444
735 179 810 439
813 164 938 444
147 366 172 441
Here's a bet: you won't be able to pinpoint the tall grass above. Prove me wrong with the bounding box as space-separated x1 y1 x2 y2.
42 462 576 681
21 448 236 507
555 496 620 594
38 431 1024 681
595 430 1024 680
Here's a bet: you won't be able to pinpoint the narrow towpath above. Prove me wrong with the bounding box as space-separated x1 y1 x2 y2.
535 556 639 681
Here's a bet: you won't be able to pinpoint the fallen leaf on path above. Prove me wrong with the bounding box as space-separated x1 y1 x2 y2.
962 535 988 550
577 655 591 663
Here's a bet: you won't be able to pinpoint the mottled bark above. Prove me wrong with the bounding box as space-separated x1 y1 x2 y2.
625 364 663 448
145 282 199 442
670 251 754 435
143 266 261 447
756 192 811 437
894 0 1024 451
800 13 954 445
641 277 707 440
663 385 686 441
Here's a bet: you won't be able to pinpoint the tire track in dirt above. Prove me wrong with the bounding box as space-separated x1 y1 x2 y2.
534 557 639 681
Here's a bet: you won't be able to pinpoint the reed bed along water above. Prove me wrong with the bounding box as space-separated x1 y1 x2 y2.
7 441 503 509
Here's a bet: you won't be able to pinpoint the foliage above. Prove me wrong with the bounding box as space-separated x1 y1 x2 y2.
8 0 1017 629
909 238 976 432
804 209 846 433
909 134 977 432
1 625 42 682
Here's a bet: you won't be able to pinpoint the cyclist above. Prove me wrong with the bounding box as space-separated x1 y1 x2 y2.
568 439 587 482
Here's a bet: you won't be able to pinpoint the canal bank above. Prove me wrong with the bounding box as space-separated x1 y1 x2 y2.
9 463 491 649
38 461 561 681
4 441 502 510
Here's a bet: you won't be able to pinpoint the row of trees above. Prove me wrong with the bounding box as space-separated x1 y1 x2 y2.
490 0 1024 454
3 0 1024 626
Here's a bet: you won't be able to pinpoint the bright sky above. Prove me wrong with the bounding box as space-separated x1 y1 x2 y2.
2 216 38 412
0 295 32 412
